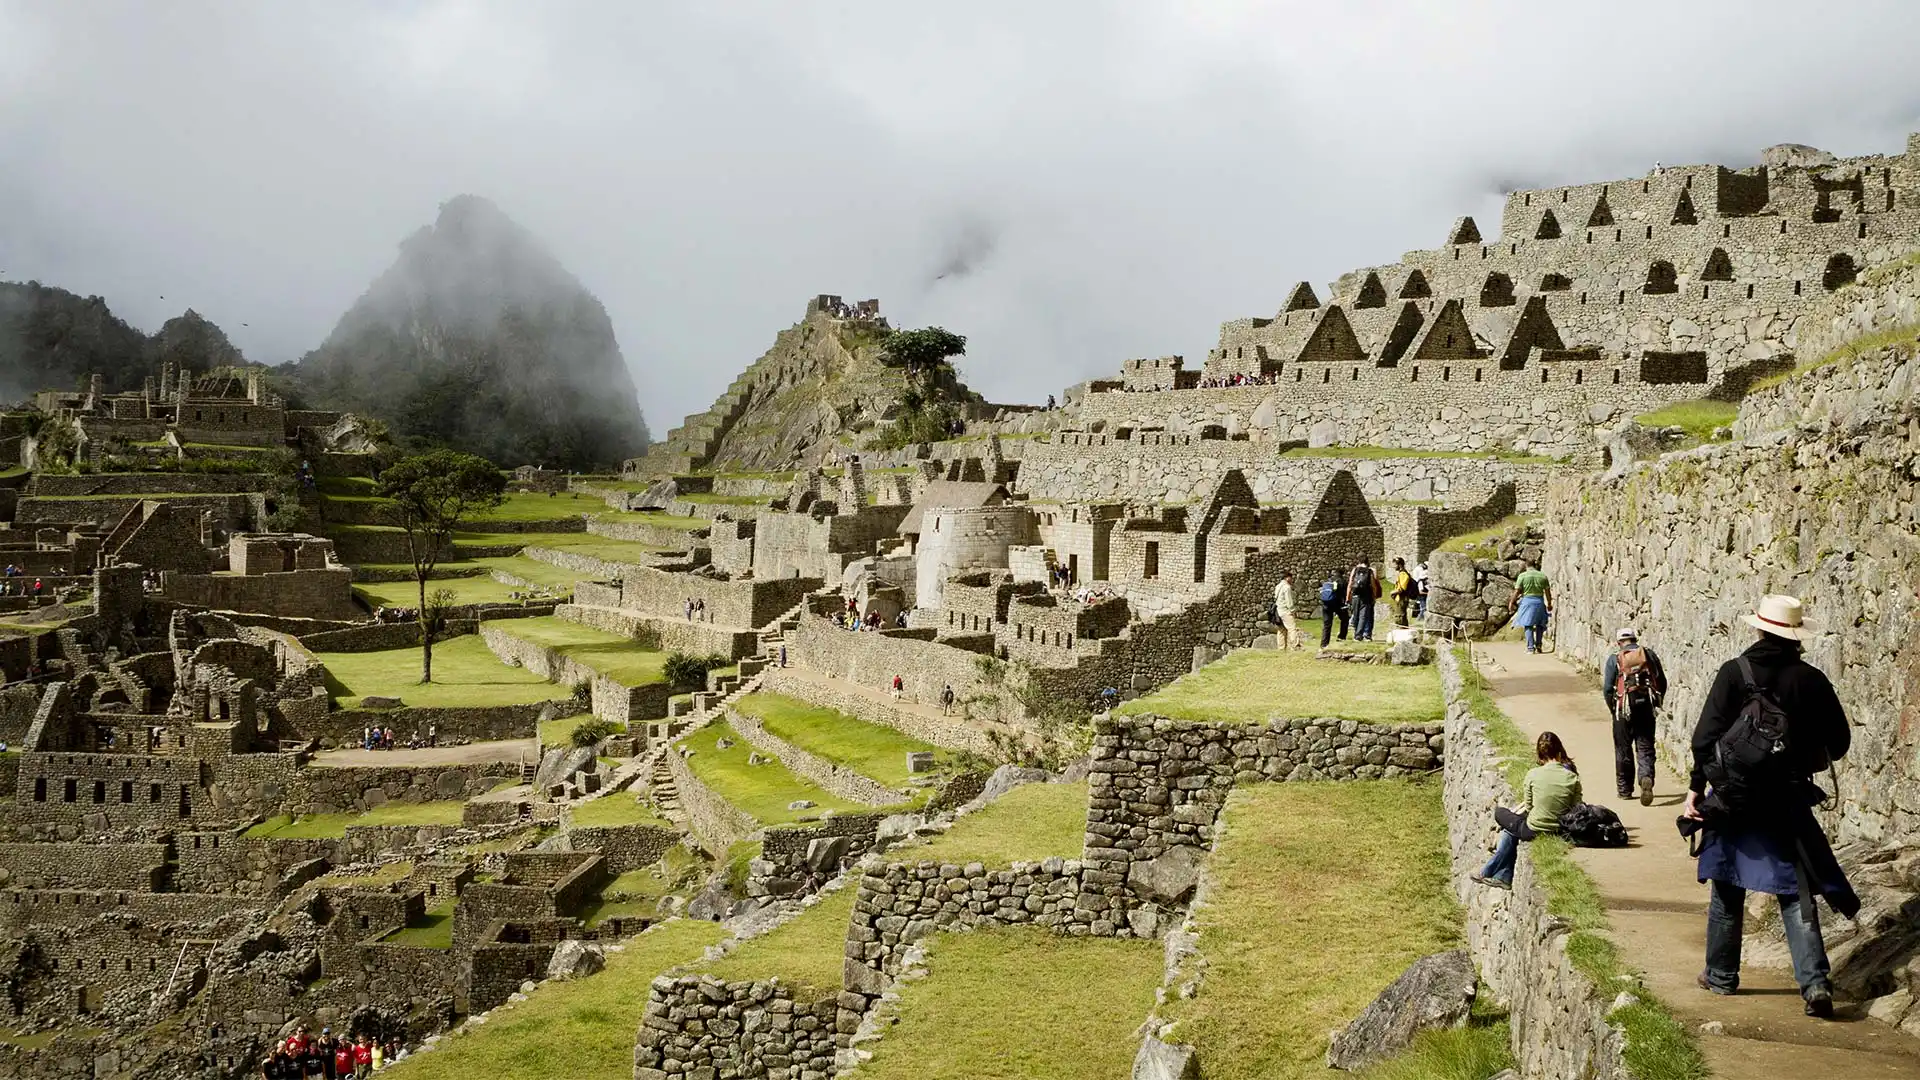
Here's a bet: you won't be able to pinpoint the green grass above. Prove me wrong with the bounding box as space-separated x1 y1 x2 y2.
1436 513 1531 556
698 886 857 999
1635 400 1738 444
245 800 469 839
455 532 667 563
314 634 571 708
1356 1010 1513 1080
1162 781 1457 1080
1748 320 1920 395
733 692 940 788
895 782 1088 866
1280 445 1558 464
355 575 557 609
857 928 1162 1080
484 615 669 687
382 900 456 948
539 712 629 749
674 722 883 825
380 919 727 1080
0 465 27 480
313 861 416 889
468 554 589 589
1119 648 1443 726
676 492 767 506
461 491 605 522
569 795 671 829
588 510 710 530
1454 650 1705 1080
579 852 703 926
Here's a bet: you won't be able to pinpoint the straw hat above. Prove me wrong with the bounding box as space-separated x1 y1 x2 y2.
1742 593 1813 641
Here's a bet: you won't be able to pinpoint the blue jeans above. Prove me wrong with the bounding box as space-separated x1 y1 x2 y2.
1523 624 1544 651
1353 599 1375 641
1479 829 1521 885
1704 879 1831 997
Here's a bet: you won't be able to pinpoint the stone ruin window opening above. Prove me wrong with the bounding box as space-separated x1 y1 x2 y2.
91 780 104 803
1411 366 1419 381
1702 285 1711 299
1562 189 1569 202
1322 369 1331 384
1780 220 1788 234
1474 368 1483 382
1642 180 1649 193
120 781 132 803
1351 367 1359 381
33 777 45 802
1643 261 1678 295
1294 369 1302 382
1524 192 1531 206
1618 290 1626 304
1859 220 1868 239
1794 280 1803 296
1442 367 1451 381
1144 541 1160 579
1823 253 1859 290
1574 369 1584 385
149 783 161 802
178 786 191 818
1645 225 1654 239
64 778 76 802
1579 291 1587 304
1746 284 1755 299
1612 369 1621 384
1540 368 1549 383
1615 228 1623 242
1724 223 1732 238
1510 244 1518 255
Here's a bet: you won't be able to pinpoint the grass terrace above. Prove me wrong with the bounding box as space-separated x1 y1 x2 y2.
1163 781 1460 1080
1119 647 1443 726
354 575 557 609
245 799 469 839
732 692 941 788
697 885 857 1000
674 722 886 825
579 849 705 926
380 919 727 1080
1634 400 1738 445
857 928 1162 1080
315 634 572 708
484 615 668 687
569 794 672 829
587 508 712 530
539 713 629 749
382 900 457 948
894 781 1088 866
676 492 768 506
455 531 667 563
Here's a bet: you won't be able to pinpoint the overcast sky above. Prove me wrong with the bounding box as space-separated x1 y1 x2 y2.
5 2 1920 427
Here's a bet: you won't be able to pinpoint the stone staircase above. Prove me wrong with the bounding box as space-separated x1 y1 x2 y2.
629 371 757 477
644 745 687 827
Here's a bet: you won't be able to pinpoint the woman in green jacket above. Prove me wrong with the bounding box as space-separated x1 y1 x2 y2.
1473 731 1581 889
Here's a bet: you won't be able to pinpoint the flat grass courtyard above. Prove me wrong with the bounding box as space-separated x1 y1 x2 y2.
380 918 726 1080
484 615 669 687
732 692 940 789
568 794 671 829
245 799 469 838
1162 781 1458 1080
894 781 1088 867
674 722 885 825
857 928 1162 1080
464 532 668 564
1120 647 1443 726
314 635 571 708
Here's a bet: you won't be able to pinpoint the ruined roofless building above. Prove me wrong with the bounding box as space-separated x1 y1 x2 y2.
1081 138 1920 458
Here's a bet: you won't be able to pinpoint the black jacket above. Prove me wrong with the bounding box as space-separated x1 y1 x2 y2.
1689 635 1850 796
1601 645 1667 714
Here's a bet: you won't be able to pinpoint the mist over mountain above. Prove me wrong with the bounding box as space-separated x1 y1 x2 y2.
0 282 240 402
283 195 650 470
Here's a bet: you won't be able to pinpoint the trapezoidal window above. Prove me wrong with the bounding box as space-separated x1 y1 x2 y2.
1700 248 1734 282
1399 269 1432 299
1539 272 1572 291
1822 253 1859 291
1479 272 1516 307
1354 272 1387 309
1535 209 1562 239
1643 261 1679 295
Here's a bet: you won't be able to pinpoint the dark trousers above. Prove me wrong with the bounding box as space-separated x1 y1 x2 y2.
1320 603 1347 646
1612 701 1656 794
1352 598 1375 641
1705 878 1830 997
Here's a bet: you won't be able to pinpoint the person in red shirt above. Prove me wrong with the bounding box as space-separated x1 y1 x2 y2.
332 1042 354 1079
352 1037 372 1078
285 1027 309 1057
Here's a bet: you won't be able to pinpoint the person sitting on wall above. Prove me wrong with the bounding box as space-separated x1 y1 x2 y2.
1472 731 1582 890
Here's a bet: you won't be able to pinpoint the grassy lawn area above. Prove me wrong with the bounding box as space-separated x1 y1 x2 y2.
733 692 939 788
485 615 668 687
315 634 571 708
473 532 669 563
469 554 588 589
858 928 1162 1080
1163 781 1457 1080
1120 648 1443 726
355 575 558 609
245 800 468 839
569 794 671 829
895 782 1087 866
590 509 709 530
382 900 457 948
675 722 883 825
677 492 767 506
1635 399 1737 444
579 848 706 927
699 886 856 999
381 919 727 1080
462 490 605 522
539 713 629 749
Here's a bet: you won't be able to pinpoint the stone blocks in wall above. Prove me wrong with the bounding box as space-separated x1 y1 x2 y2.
634 977 840 1080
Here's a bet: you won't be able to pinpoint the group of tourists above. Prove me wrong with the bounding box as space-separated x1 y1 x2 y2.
361 724 434 750
1472 592 1854 1019
1282 556 1430 649
0 564 46 598
1193 371 1284 388
261 1027 404 1079
683 597 709 622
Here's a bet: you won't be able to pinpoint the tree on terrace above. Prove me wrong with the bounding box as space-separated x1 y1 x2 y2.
378 450 505 683
879 327 966 375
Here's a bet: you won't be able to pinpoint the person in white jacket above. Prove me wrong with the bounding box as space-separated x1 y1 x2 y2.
1272 571 1304 651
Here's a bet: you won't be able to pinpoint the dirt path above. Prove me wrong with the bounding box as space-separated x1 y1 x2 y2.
308 738 537 767
1475 642 1920 1075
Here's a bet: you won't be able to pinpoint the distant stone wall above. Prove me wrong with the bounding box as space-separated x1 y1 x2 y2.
789 617 1010 729
292 761 521 815
1414 482 1518 561
619 564 820 628
1438 650 1625 1076
725 706 904 806
479 623 668 725
0 842 168 890
749 813 890 899
160 567 361 621
301 701 555 748
663 746 757 853
29 473 277 497
760 667 995 753
562 822 678 874
582 515 710 548
554 603 760 659
633 977 840 1080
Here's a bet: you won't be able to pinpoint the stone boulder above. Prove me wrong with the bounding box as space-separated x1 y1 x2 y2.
976 764 1052 805
359 696 404 709
1127 844 1204 906
1325 949 1477 1070
1132 1036 1200 1080
687 877 734 922
632 477 680 509
871 814 925 853
1761 143 1837 170
803 835 850 874
545 940 605 981
533 745 596 791
1388 640 1431 666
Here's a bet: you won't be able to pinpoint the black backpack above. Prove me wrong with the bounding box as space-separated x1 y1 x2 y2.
1559 802 1629 847
1703 657 1797 812
1351 565 1374 594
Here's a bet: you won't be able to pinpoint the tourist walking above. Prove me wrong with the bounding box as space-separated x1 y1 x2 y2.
1472 731 1581 889
1684 594 1857 1017
1412 562 1429 618
1318 569 1348 647
1389 558 1415 628
1509 561 1551 652
1270 570 1303 650
940 684 955 715
1601 628 1666 804
890 674 904 700
1346 558 1380 642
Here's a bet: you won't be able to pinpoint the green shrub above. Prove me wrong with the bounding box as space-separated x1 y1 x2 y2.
661 651 731 688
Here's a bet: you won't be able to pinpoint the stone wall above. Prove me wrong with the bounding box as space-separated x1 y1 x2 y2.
479 623 668 725
619 564 821 628
788 617 1008 728
1438 649 1625 1076
554 603 761 660
760 667 995 753
725 706 904 806
292 761 522 814
583 515 711 548
663 746 758 853
633 977 840 1080
749 813 889 900
1546 280 1920 846
161 566 361 621
302 701 555 748
30 472 279 497
0 842 168 889
562 822 679 874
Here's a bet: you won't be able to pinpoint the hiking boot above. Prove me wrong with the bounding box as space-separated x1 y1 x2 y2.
1470 874 1510 891
1696 971 1735 996
1804 990 1834 1019
1639 780 1655 806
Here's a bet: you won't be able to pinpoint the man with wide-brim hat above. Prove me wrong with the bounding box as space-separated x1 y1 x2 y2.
1683 593 1855 1017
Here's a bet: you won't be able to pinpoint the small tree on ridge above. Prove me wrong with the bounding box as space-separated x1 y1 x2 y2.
378 449 506 683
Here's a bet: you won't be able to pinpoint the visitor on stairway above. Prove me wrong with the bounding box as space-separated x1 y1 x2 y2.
1684 593 1857 1018
1472 731 1580 890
